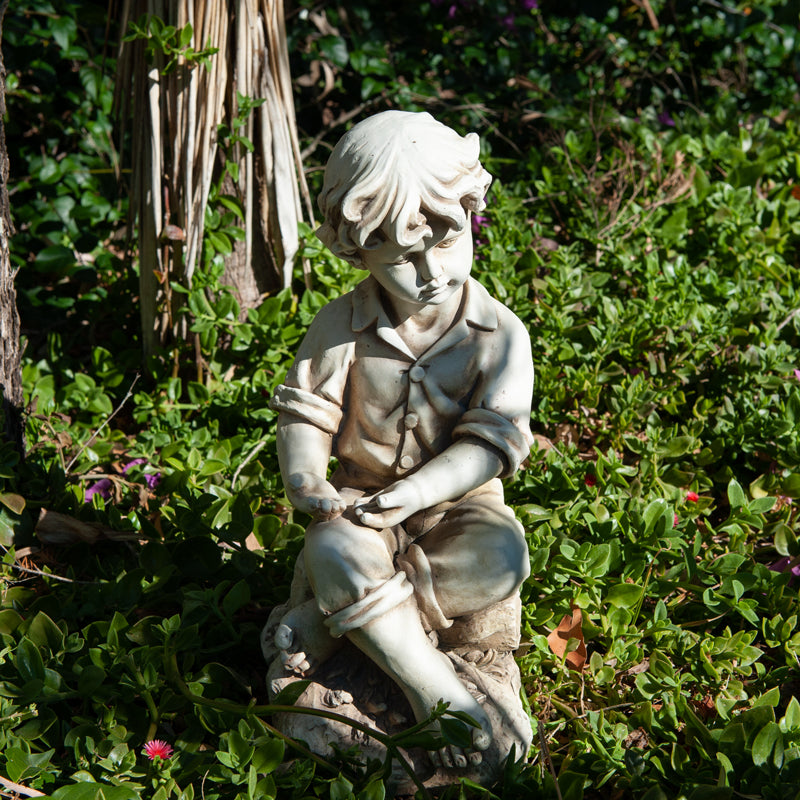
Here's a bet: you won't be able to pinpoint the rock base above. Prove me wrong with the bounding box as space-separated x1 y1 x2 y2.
267 641 532 794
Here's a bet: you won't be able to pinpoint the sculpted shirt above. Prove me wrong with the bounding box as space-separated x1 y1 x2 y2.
270 276 534 490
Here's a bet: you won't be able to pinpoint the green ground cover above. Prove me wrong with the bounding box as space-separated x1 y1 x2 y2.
2 1 800 797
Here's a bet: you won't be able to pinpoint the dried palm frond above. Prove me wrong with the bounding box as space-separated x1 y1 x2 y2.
115 0 311 359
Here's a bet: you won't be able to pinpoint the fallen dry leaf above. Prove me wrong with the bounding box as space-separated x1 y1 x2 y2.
36 509 139 545
547 606 587 671
623 727 650 749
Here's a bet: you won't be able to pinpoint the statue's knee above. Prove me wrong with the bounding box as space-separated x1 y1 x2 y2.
303 520 394 613
496 520 530 593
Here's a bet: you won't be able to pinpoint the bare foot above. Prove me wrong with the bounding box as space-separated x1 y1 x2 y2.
406 649 492 767
272 598 342 677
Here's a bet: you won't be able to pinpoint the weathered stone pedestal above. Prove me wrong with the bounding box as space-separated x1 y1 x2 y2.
263 593 533 794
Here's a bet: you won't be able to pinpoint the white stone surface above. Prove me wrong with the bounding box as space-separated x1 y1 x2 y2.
263 111 535 783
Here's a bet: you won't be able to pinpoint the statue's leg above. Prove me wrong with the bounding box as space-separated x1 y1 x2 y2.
303 512 493 768
401 493 529 623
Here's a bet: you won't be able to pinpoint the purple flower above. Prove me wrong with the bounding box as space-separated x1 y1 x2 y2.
501 13 516 28
657 110 675 127
448 4 458 18
85 478 113 503
471 214 489 235
523 0 538 8
123 458 147 473
770 557 800 584
145 472 162 491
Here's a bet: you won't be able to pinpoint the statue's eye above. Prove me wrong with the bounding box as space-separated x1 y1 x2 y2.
436 237 458 249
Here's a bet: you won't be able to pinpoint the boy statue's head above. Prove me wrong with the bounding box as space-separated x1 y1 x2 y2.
316 111 492 268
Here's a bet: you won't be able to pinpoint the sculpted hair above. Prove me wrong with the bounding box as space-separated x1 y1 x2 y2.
316 111 492 265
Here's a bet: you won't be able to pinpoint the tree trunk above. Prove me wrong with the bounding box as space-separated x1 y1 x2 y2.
0 0 23 454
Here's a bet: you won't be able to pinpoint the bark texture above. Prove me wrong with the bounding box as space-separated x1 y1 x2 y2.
0 0 23 453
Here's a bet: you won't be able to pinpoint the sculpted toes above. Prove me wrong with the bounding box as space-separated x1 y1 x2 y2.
274 623 293 650
473 729 492 751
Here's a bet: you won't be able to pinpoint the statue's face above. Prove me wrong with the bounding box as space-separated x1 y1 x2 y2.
359 214 473 310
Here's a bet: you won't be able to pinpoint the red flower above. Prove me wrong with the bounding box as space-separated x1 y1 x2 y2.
584 474 597 487
143 740 174 761
686 491 699 502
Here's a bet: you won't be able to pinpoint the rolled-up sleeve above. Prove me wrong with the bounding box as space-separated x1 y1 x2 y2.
453 408 532 478
453 305 534 477
270 384 343 434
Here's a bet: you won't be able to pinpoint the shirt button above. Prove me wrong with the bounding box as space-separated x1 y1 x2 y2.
404 413 419 430
399 455 415 469
409 365 425 382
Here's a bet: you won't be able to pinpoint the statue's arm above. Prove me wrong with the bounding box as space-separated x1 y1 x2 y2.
276 414 345 521
356 311 534 529
353 438 503 529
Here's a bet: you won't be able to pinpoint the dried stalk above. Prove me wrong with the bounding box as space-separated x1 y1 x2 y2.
116 0 310 360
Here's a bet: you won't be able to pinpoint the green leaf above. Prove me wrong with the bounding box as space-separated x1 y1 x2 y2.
271 680 310 706
26 612 65 653
357 779 386 800
773 523 798 557
15 638 45 682
0 493 25 515
656 435 693 458
198 458 227 477
606 583 643 609
78 664 106 695
781 696 800 731
661 207 687 242
749 496 775 514
0 608 23 634
752 686 781 708
319 35 348 68
727 478 747 510
330 776 354 800
187 381 210 405
35 245 76 274
439 717 472 748
642 498 669 535
229 493 254 540
51 13 78 50
222 579 250 618
179 22 193 48
227 730 254 767
252 737 284 774
751 721 781 766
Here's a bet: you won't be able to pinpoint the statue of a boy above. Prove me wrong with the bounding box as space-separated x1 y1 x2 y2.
266 110 534 772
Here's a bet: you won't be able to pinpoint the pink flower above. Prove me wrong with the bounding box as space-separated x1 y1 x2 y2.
584 474 597 487
794 369 800 381
686 491 699 502
143 740 173 761
673 513 679 526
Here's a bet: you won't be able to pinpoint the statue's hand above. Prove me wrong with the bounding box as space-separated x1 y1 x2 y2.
286 472 346 521
353 480 424 528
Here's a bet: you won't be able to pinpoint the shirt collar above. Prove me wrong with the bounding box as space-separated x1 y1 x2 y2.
351 275 498 332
